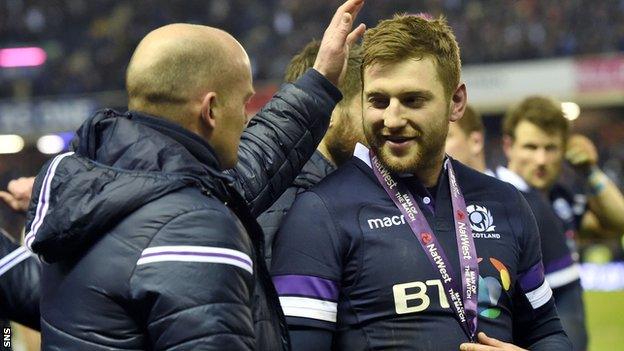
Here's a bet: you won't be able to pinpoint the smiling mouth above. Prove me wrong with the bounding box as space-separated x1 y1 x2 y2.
383 135 417 143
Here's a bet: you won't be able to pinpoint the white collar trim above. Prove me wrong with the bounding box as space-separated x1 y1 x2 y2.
495 166 530 192
353 142 372 168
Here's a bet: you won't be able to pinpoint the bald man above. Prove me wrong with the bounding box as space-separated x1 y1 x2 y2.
23 1 366 349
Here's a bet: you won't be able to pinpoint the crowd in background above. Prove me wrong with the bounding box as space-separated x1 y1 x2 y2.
1 0 624 98
1 0 624 258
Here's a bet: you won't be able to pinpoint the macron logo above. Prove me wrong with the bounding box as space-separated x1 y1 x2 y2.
367 215 406 230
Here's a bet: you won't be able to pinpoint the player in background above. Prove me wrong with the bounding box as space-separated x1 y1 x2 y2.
257 40 364 268
502 96 624 350
446 104 587 350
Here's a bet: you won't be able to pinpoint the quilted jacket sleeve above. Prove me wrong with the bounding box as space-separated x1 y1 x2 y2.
229 69 341 217
0 231 41 330
129 207 256 350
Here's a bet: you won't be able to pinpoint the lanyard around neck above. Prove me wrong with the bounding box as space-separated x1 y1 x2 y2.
370 151 479 342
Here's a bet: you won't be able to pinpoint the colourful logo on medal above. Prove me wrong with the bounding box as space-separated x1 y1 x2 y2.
421 232 432 245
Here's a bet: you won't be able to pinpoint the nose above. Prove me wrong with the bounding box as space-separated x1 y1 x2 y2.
535 148 548 165
383 98 407 129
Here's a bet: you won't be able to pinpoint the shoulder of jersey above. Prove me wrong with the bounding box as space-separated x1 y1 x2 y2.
453 160 518 197
309 159 371 192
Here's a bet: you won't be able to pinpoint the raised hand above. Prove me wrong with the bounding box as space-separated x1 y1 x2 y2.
566 134 598 172
313 0 366 86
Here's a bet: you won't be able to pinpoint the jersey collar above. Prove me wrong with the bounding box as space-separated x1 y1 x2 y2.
495 166 530 192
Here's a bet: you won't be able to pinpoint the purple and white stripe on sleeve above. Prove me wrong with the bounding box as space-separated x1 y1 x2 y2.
0 246 33 277
519 261 553 309
25 151 75 251
273 274 340 322
544 254 580 289
136 245 253 274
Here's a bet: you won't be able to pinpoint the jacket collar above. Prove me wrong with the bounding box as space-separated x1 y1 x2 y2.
128 111 222 170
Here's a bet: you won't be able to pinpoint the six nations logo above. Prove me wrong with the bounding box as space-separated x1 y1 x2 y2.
466 205 500 239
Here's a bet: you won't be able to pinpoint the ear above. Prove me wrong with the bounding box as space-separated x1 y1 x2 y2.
502 135 514 159
469 131 485 156
449 83 467 122
329 106 343 129
200 91 218 130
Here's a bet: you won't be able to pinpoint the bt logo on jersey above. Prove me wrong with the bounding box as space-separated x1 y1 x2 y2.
392 257 511 319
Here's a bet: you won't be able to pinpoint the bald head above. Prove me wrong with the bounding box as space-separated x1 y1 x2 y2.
126 23 251 129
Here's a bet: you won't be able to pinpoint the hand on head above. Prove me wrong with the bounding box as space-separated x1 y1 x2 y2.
314 0 366 86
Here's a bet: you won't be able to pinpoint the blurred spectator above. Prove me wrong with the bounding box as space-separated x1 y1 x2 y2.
1 0 624 98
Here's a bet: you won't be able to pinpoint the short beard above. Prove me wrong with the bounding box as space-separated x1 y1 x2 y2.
325 110 362 166
364 122 447 176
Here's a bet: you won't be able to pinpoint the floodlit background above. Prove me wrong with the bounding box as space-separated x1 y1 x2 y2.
1 1 623 350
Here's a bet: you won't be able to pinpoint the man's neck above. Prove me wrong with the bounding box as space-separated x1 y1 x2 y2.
317 141 337 166
473 155 487 173
416 153 445 188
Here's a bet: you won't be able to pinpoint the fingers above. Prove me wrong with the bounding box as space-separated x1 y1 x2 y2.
7 177 34 198
331 0 364 39
459 333 527 351
477 332 505 347
0 191 17 209
346 23 367 47
566 149 589 165
459 342 497 351
328 0 363 32
566 142 597 167
347 0 364 26
314 0 365 85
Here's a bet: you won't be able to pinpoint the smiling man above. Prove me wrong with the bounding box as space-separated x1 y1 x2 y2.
271 14 571 351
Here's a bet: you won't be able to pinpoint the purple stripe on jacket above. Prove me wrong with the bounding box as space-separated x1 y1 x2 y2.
273 274 339 301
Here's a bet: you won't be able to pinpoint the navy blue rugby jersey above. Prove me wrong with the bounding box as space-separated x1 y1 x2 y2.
271 144 567 350
549 183 587 255
495 167 581 290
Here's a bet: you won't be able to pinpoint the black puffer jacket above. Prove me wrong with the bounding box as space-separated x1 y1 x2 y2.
256 150 335 268
26 69 340 350
0 229 40 330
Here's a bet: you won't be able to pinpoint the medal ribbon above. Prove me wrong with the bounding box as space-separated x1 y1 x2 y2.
370 151 479 341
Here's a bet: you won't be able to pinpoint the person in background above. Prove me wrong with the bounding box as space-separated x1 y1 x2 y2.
502 96 624 350
271 14 570 351
0 177 41 350
446 103 587 350
444 106 488 174
258 40 364 268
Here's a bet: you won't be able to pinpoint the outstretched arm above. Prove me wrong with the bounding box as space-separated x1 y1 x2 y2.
229 0 366 216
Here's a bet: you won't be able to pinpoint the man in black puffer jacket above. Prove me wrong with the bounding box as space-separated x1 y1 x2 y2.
24 1 366 349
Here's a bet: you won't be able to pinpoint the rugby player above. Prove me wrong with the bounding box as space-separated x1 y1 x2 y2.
271 15 571 351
